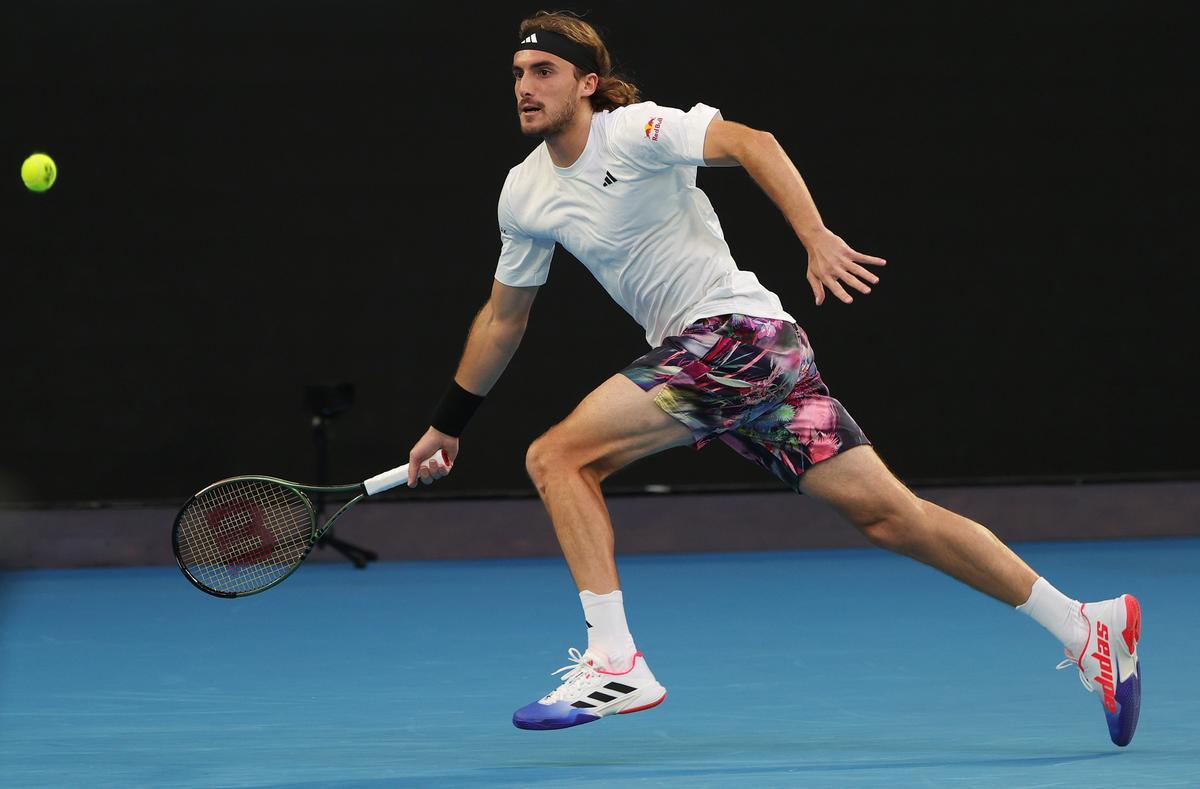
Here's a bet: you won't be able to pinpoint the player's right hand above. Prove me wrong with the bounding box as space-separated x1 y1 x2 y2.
407 427 457 487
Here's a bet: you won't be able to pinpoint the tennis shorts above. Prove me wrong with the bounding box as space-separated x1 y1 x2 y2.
620 313 870 492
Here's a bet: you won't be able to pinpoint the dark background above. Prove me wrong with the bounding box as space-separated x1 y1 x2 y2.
3 1 1195 505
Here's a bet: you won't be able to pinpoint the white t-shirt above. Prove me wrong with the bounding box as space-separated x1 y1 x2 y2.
494 100 795 348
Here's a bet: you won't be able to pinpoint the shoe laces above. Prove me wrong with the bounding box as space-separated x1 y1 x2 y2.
1056 601 1095 693
544 647 599 703
1056 652 1093 692
1058 643 1146 693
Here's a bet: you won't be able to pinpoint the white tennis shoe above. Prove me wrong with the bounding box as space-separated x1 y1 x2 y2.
1056 594 1142 746
512 647 667 730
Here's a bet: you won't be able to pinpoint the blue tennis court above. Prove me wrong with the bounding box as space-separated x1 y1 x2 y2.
2 537 1196 787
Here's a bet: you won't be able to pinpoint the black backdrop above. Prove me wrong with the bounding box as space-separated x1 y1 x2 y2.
4 1 1196 504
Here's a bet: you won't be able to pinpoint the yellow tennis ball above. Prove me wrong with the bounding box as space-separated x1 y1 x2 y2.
21 153 57 193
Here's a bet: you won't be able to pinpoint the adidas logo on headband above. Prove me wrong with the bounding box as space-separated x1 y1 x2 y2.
515 29 600 74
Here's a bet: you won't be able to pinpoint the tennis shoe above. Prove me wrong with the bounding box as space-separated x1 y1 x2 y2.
1056 594 1142 746
512 647 667 730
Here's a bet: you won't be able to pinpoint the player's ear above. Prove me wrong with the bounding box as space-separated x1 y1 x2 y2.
580 72 598 98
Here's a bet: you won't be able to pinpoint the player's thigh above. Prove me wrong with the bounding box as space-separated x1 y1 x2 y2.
798 445 919 526
533 373 693 475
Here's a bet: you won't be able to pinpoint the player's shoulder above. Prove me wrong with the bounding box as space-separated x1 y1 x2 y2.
604 100 669 130
601 101 670 156
604 100 717 141
503 143 552 193
615 99 671 115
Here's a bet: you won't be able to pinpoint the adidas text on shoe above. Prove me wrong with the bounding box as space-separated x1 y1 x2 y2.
1057 594 1142 746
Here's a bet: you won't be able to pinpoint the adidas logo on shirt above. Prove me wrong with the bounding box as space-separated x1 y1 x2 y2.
602 170 618 187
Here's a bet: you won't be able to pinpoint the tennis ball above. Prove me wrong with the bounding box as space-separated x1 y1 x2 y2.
21 153 57 193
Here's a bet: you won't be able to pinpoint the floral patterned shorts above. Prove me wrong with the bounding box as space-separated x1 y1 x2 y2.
620 313 870 492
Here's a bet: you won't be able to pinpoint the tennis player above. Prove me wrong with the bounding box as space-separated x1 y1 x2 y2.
405 11 1141 745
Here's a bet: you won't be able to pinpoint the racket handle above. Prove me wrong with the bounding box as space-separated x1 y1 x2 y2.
362 450 449 496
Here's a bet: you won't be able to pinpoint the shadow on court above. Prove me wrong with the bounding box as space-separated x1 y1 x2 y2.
497 751 1122 773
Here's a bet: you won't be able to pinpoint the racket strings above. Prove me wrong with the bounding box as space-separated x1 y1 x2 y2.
175 480 314 594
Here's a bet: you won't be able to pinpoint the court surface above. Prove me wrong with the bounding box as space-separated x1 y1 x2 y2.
1 537 1196 787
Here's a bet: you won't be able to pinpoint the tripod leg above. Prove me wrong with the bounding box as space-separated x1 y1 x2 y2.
318 530 375 569
310 409 377 568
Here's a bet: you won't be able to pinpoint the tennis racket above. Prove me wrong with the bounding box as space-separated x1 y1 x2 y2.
172 450 448 598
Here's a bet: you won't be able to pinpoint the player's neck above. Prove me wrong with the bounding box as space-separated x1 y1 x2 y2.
545 105 594 168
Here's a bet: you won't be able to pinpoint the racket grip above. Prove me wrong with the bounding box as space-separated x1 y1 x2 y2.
363 450 449 496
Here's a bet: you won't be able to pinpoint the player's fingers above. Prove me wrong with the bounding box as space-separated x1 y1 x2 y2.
407 451 421 487
853 249 887 266
808 273 825 305
846 262 881 285
418 457 452 484
842 272 872 295
823 277 854 304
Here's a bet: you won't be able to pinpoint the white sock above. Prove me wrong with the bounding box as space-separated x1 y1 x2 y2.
1016 577 1089 656
580 590 637 669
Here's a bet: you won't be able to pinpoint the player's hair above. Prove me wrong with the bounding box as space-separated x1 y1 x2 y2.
519 10 640 111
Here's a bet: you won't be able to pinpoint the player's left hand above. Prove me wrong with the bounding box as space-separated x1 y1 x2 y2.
803 228 886 305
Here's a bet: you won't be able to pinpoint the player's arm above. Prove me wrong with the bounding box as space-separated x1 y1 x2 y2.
406 279 538 486
703 118 886 306
454 278 539 397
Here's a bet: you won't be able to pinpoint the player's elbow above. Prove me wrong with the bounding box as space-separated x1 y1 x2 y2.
492 310 530 338
480 299 529 334
749 128 778 153
729 128 778 166
484 283 539 333
705 119 773 166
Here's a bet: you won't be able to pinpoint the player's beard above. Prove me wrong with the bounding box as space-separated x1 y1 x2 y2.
524 98 578 139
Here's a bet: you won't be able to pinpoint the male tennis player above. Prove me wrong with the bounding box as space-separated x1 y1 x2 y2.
405 11 1141 745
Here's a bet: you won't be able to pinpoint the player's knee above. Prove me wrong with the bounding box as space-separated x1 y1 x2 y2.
859 518 903 552
525 436 554 487
856 498 925 552
525 433 578 489
526 433 608 493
